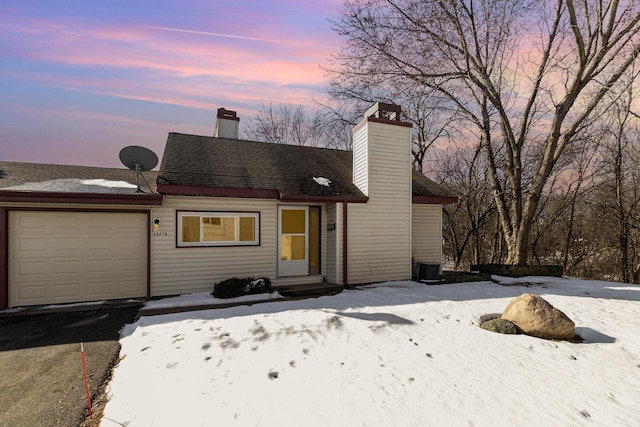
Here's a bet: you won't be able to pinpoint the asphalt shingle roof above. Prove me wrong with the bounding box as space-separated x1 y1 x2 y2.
0 161 158 195
158 133 455 200
1 135 455 202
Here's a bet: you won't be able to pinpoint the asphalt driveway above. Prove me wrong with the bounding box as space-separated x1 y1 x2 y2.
0 304 140 426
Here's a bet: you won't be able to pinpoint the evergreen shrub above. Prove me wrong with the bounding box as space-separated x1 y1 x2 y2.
213 277 272 299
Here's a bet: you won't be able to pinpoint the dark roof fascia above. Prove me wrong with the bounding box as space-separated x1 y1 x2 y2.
158 184 369 203
158 184 280 199
412 195 458 205
0 191 163 206
279 195 369 203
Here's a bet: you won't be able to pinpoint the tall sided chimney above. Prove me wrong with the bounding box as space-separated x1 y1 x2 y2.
352 102 409 196
214 108 240 139
348 101 413 284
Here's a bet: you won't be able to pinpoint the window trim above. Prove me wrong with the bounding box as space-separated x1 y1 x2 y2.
177 210 260 247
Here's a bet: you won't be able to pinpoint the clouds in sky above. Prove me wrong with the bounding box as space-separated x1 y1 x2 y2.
0 1 344 166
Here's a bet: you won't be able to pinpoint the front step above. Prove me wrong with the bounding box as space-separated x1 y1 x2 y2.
274 283 344 298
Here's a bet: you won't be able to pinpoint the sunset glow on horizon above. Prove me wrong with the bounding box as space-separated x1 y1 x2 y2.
0 1 344 167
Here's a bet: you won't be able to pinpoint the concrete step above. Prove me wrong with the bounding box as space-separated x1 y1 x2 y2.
274 283 344 297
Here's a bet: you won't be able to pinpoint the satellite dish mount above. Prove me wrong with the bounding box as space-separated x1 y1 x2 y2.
119 146 158 193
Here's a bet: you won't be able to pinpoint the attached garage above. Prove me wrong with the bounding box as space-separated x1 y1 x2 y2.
8 211 149 307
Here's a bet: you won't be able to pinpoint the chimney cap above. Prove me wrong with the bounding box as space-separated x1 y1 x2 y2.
365 102 402 121
217 107 239 121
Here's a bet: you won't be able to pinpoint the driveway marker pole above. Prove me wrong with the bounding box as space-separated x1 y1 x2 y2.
81 343 93 419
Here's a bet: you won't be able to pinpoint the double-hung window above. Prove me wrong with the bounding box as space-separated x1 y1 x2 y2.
177 211 259 246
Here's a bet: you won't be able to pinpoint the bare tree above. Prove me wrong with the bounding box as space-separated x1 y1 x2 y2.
329 0 640 264
433 142 499 269
593 78 640 282
406 91 459 172
309 97 359 150
527 131 600 270
243 102 320 146
325 62 459 172
243 101 356 150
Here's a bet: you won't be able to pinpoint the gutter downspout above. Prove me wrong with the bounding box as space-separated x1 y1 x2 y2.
342 201 348 287
0 208 7 309
147 212 152 300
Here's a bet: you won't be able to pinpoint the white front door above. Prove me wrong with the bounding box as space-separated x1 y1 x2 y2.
278 206 309 277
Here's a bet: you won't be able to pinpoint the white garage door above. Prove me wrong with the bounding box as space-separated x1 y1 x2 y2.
9 211 148 307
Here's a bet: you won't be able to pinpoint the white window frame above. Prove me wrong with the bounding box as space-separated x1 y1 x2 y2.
177 211 260 247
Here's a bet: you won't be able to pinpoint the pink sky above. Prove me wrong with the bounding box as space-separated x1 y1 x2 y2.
0 1 344 167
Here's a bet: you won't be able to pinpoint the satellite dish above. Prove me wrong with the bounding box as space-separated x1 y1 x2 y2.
119 146 158 193
119 146 158 172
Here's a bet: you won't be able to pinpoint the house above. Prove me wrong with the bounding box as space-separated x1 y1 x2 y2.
0 102 456 309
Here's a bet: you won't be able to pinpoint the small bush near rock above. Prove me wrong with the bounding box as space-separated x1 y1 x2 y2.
480 318 520 335
213 277 272 299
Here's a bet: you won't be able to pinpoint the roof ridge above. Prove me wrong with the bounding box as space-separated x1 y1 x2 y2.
0 160 135 172
167 132 351 153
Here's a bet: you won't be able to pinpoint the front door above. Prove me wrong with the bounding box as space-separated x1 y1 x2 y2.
278 206 309 276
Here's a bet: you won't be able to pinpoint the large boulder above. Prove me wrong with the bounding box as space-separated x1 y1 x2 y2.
501 293 575 340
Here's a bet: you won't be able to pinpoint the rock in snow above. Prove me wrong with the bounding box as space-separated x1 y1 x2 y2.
501 293 575 340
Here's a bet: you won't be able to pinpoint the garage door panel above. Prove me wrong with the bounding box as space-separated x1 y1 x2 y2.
53 237 83 251
119 279 144 293
87 238 114 251
87 280 115 297
120 256 145 267
53 260 83 275
117 236 146 250
16 261 47 277
16 286 46 305
118 215 146 227
9 211 148 307
86 259 113 274
16 238 46 252
52 218 81 230
88 220 117 230
15 214 46 229
54 282 82 298
86 279 143 298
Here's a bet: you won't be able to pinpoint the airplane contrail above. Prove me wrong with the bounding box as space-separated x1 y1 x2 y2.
143 25 335 49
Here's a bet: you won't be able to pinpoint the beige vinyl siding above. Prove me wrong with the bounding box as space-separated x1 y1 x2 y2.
348 120 412 284
151 197 327 296
150 196 278 296
412 204 443 265
325 203 341 284
352 127 369 196
317 204 329 282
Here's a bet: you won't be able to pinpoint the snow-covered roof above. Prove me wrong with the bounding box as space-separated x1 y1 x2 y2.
0 161 158 195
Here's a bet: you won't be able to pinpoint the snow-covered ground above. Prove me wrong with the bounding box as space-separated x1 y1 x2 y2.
101 277 640 426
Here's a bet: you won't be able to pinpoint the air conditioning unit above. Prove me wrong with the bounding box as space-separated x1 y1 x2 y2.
417 263 441 281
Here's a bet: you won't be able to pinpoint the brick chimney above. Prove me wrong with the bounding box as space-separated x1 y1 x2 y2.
214 108 240 139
